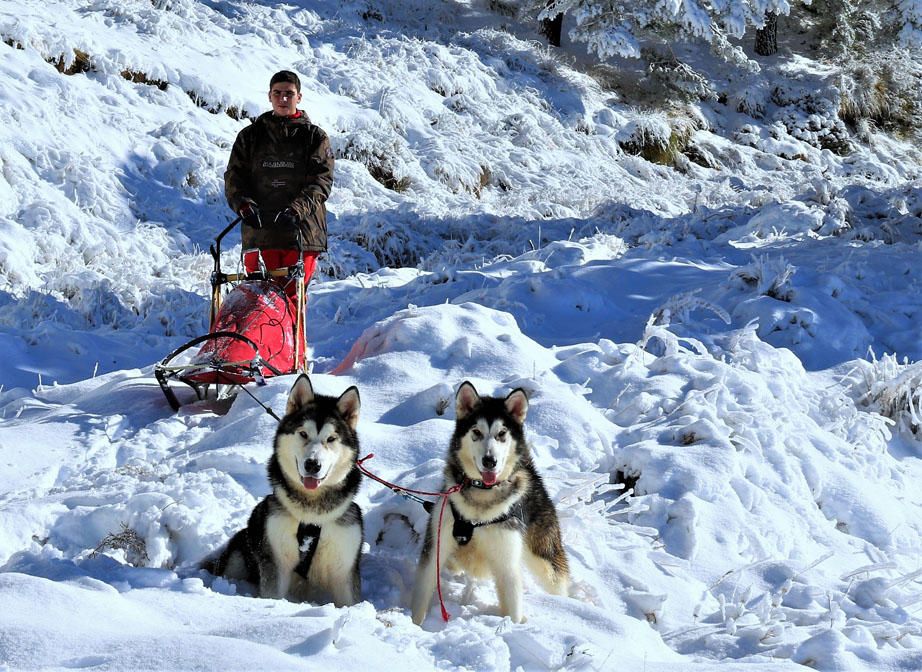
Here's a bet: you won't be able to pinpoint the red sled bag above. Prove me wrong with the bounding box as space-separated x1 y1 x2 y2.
184 280 301 385
154 216 309 411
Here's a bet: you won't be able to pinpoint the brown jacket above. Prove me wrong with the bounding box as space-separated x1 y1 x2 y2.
224 111 334 251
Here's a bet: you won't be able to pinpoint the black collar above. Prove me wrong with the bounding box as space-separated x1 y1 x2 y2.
464 477 504 490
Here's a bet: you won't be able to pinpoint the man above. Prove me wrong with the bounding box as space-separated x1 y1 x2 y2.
224 70 334 294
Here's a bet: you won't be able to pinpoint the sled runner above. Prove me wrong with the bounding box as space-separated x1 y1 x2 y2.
154 217 308 411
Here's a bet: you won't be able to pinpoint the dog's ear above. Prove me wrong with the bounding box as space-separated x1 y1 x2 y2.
504 388 528 424
286 374 315 415
336 386 361 430
455 381 481 420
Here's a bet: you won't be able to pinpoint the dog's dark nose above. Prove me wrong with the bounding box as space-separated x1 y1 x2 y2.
482 454 497 469
304 459 321 475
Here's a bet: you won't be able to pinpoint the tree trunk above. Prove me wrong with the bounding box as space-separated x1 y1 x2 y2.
540 5 563 47
755 11 778 56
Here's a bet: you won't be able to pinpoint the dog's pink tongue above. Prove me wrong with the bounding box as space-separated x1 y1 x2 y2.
303 477 320 490
481 470 498 486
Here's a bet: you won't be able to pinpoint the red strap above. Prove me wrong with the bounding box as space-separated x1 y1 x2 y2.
356 454 457 498
435 483 462 620
356 454 462 621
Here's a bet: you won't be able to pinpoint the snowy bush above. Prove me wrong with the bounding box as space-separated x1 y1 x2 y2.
899 0 922 48
770 84 853 155
837 183 922 243
648 290 731 329
818 196 852 235
729 255 797 302
838 53 922 141
616 109 698 166
47 48 92 76
806 0 881 60
336 124 417 193
642 48 717 102
90 522 149 568
526 0 789 66
349 213 452 269
730 80 772 120
856 353 922 438
321 237 380 278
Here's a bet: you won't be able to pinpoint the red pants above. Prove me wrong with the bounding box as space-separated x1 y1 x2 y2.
242 249 318 300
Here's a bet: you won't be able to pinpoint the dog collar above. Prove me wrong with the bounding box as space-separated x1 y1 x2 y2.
464 478 502 490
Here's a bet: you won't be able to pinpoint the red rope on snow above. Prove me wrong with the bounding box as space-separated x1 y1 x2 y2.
356 453 463 622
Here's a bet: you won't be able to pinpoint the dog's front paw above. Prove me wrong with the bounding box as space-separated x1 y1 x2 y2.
411 602 429 626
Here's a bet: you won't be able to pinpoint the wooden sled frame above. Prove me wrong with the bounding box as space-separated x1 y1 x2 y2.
154 217 308 411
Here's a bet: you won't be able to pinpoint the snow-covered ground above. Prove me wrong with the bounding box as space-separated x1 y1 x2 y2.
2 0 922 669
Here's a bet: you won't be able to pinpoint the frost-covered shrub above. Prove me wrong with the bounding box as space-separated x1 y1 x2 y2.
836 183 922 243
730 80 772 120
528 0 789 67
120 68 168 91
840 62 899 128
48 48 92 75
643 48 717 102
648 290 731 329
856 353 922 438
421 131 492 195
733 123 762 149
899 0 922 49
58 275 139 329
838 54 921 140
617 113 670 161
729 255 797 302
805 0 880 60
90 522 149 567
617 109 697 166
321 237 380 278
770 84 853 155
349 213 448 269
185 89 253 122
780 109 850 153
336 126 415 193
818 196 852 235
352 216 419 268
683 138 721 169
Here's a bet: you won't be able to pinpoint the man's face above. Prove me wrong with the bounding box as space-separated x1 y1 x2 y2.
269 82 301 116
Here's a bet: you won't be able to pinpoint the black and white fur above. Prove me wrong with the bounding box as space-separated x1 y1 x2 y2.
411 381 570 624
202 374 363 607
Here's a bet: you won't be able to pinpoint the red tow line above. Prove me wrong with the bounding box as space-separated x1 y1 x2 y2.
356 453 463 622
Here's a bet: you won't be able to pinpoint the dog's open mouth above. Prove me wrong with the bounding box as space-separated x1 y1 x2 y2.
480 470 498 486
302 476 321 490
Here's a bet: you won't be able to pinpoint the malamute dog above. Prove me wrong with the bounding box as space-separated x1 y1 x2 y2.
411 381 569 624
202 374 364 607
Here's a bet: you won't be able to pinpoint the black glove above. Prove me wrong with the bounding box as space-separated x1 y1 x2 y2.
274 207 299 228
239 201 262 229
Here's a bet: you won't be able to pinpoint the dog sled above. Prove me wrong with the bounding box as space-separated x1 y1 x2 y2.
154 217 309 411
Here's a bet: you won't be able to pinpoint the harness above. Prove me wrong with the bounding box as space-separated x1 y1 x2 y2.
293 522 321 578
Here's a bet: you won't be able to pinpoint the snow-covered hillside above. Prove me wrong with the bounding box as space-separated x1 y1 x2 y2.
2 0 922 670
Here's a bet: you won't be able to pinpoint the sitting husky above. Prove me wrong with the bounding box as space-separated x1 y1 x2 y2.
202 374 363 607
411 381 569 624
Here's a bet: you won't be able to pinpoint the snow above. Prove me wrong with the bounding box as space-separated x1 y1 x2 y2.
2 0 922 670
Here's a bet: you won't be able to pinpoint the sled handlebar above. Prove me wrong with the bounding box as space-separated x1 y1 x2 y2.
207 216 242 330
210 215 243 264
